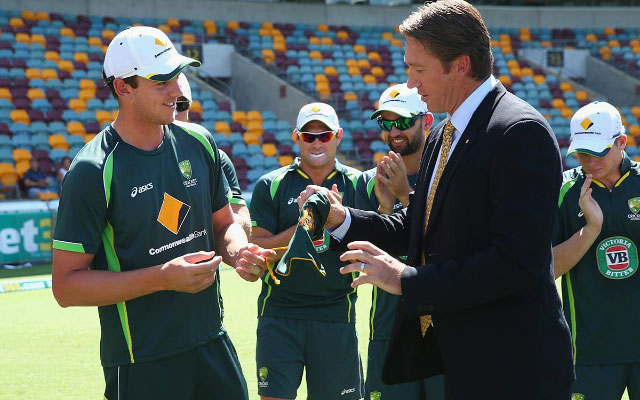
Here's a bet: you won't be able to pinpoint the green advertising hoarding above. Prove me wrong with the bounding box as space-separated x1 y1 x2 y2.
0 211 52 264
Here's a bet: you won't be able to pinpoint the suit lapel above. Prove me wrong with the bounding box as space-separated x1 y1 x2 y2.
425 83 507 236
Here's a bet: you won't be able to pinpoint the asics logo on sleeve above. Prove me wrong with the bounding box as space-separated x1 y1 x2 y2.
288 197 297 205
578 210 584 218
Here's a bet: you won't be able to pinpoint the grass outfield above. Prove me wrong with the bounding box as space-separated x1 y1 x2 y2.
0 266 629 400
0 266 371 399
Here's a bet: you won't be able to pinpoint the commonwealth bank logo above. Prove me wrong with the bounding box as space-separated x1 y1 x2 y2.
389 89 399 98
155 37 167 47
311 106 321 112
179 160 192 179
580 118 593 131
157 193 190 234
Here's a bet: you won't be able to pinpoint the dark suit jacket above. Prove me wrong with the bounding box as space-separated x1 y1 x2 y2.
340 82 574 399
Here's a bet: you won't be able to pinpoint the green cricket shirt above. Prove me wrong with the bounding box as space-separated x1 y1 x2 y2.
355 168 417 341
53 120 230 367
220 149 245 206
250 158 360 323
553 153 640 365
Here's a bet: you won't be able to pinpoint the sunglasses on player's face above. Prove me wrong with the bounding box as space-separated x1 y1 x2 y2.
376 113 425 132
297 130 336 143
176 98 191 113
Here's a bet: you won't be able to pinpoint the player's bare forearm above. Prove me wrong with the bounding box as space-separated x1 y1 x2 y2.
52 249 218 307
215 221 249 266
553 225 600 278
250 225 296 259
231 203 252 237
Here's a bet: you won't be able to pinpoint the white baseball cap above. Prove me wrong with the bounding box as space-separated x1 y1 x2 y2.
568 101 625 157
296 102 340 132
103 26 200 83
370 83 428 120
177 73 192 102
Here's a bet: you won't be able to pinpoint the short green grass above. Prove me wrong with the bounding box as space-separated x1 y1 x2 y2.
0 266 371 399
0 267 629 400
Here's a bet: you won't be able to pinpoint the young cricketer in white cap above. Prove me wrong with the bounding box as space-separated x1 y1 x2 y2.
553 101 640 400
174 74 251 236
249 103 364 400
355 83 444 400
52 26 274 400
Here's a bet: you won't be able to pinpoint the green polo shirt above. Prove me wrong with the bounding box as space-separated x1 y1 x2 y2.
553 153 640 365
250 158 360 323
53 120 230 367
355 167 417 341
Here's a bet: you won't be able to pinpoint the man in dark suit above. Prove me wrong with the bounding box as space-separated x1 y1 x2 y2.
298 1 574 398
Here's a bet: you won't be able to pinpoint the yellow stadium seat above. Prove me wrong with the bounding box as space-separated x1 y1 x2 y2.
309 51 323 60
632 106 640 118
67 121 86 135
37 192 59 200
509 68 522 78
15 33 31 45
551 98 566 109
507 59 519 69
371 67 385 78
27 88 45 101
629 125 640 136
35 11 49 21
344 91 358 102
204 24 217 35
31 33 46 46
247 110 263 122
560 108 573 119
167 18 180 27
13 149 31 164
382 32 394 41
498 75 512 86
308 36 320 46
575 91 588 101
316 82 330 93
190 100 203 114
321 37 333 46
112 110 118 120
258 28 271 37
533 75 546 85
78 89 95 102
348 67 361 76
83 133 97 143
540 41 552 48
345 59 357 68
337 31 349 41
232 111 247 125
69 98 87 112
261 49 275 63
278 155 293 167
226 21 239 31
157 25 171 35
560 82 573 92
21 10 36 20
273 42 286 53
243 132 262 145
262 22 274 30
49 134 69 151
96 110 113 125
314 74 328 83
325 66 338 77
262 143 277 157
58 60 74 73
10 110 29 125
357 59 371 69
10 18 24 29
45 51 60 62
79 79 96 91
0 88 10 100
179 32 195 43
317 24 329 33
88 36 103 47
16 160 30 177
60 27 75 38
374 152 386 164
26 68 41 80
627 136 637 147
368 52 381 63
585 33 597 42
520 67 533 77
102 29 116 40
604 27 615 36
353 44 366 54
0 163 19 197
74 52 89 64
214 121 231 135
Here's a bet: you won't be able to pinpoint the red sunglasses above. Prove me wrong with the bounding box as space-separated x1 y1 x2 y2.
297 130 336 143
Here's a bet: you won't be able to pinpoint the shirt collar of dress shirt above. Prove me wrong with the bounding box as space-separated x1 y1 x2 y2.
447 75 497 135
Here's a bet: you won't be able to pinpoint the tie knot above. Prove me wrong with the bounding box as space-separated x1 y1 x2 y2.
444 121 455 137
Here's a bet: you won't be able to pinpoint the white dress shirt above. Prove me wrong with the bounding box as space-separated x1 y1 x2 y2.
331 75 498 241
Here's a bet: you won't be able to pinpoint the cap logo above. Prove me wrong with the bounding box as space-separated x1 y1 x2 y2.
389 90 400 98
580 118 593 131
155 38 167 47
311 106 321 113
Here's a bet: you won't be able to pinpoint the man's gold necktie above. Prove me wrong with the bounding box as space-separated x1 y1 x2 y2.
419 121 455 337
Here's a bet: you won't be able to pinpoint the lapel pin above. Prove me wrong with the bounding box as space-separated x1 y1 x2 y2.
465 139 469 144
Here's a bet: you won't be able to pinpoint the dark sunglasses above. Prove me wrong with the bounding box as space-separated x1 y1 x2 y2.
376 113 425 131
297 130 336 143
176 99 191 113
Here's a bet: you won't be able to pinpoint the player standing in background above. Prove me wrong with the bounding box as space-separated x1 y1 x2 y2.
355 83 444 400
175 73 251 235
553 101 640 400
51 26 274 400
249 103 363 400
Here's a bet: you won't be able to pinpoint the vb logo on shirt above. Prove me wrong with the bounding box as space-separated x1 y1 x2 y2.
596 236 638 279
